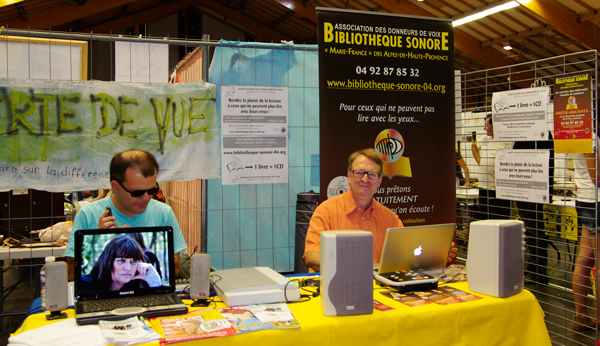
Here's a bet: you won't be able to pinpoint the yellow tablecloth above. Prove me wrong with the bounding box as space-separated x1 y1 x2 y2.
13 281 550 346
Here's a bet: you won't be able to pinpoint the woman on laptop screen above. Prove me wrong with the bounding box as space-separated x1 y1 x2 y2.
126 232 162 278
81 236 161 293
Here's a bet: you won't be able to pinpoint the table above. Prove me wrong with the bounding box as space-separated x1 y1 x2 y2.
12 281 550 346
0 245 66 261
455 187 479 206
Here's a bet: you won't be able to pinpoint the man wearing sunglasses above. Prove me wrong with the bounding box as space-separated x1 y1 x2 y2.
303 148 457 272
64 149 187 281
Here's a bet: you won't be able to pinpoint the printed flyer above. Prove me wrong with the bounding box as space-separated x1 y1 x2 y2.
553 72 593 153
221 86 289 185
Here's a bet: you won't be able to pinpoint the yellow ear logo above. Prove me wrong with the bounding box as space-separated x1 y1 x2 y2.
375 129 412 178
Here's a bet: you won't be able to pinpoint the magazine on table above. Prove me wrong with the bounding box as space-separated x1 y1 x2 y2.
218 303 300 334
379 286 482 307
99 317 161 345
149 309 235 345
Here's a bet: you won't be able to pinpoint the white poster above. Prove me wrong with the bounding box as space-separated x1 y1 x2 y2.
115 41 169 83
221 86 288 185
492 86 550 141
495 150 550 204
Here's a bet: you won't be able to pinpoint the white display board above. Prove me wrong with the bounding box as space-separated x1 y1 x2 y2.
115 41 169 83
0 36 87 80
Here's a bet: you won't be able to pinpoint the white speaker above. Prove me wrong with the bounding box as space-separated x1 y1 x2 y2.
44 260 68 319
190 254 211 300
320 230 373 316
467 220 525 298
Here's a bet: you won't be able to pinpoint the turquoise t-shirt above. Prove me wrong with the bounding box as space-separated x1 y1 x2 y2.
65 197 187 257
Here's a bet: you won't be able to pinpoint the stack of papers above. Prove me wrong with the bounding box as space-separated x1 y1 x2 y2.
9 318 106 346
99 317 161 345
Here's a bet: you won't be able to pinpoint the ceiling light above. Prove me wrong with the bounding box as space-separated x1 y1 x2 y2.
503 45 513 50
453 1 520 27
0 0 24 7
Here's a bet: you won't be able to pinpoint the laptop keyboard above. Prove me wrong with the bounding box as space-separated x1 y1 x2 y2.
82 295 176 313
377 270 434 282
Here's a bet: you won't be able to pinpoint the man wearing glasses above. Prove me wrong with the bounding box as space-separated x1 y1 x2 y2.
65 149 187 281
303 148 457 272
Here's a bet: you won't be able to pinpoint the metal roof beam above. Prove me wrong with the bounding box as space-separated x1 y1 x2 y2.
481 24 554 47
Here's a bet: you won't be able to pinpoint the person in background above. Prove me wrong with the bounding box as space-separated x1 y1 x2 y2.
94 189 110 201
570 149 599 331
64 149 187 281
456 150 471 187
69 190 94 201
303 148 457 272
471 114 512 220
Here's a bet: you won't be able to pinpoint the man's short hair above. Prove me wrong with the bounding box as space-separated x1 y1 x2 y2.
347 148 384 173
110 150 159 183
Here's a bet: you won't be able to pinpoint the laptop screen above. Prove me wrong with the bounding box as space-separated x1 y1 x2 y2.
377 223 455 274
74 226 175 301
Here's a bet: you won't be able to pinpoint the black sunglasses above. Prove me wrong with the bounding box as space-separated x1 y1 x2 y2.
116 180 159 198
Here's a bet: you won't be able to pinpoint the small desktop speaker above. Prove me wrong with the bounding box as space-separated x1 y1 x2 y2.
190 253 211 300
467 220 525 298
45 260 68 312
320 230 373 316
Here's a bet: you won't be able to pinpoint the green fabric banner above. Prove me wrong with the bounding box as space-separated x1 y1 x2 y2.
0 78 219 192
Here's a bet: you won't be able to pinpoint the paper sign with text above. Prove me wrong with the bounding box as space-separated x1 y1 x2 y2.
495 150 550 204
220 86 288 185
492 86 550 142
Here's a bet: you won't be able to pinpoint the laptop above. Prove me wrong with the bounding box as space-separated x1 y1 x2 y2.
74 226 188 325
376 223 455 274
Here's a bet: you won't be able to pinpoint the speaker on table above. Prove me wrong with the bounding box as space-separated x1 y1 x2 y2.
190 253 211 300
467 220 525 298
44 258 68 320
320 230 373 316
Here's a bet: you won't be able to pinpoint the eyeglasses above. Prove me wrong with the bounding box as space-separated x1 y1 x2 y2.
116 180 159 198
349 170 381 180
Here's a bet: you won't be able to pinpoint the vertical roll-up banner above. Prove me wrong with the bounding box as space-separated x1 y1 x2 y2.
318 8 455 225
